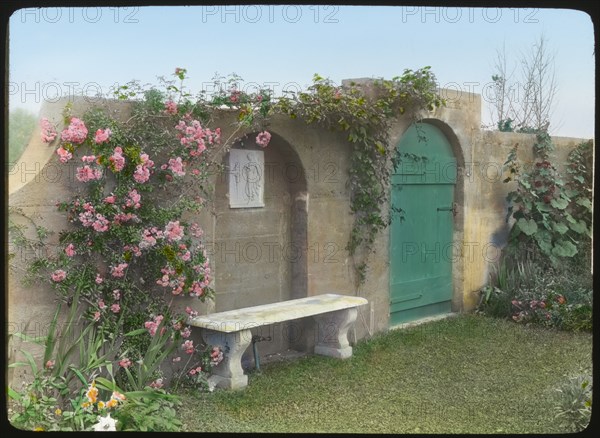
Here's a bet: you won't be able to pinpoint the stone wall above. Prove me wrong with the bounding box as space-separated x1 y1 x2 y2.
7 90 591 379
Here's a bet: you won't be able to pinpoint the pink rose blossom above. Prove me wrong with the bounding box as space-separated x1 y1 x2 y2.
185 306 198 318
113 212 139 224
182 340 194 354
98 300 106 310
110 263 128 278
76 165 103 182
40 118 57 143
64 243 76 257
45 360 55 369
111 303 120 313
164 221 184 242
104 194 116 204
189 366 202 376
255 131 272 148
60 117 88 144
210 347 224 366
140 153 154 166
81 155 96 163
92 214 110 232
56 146 73 163
180 327 192 338
190 223 203 238
109 146 126 172
51 269 66 282
144 315 164 337
119 358 132 368
165 101 178 115
94 128 112 144
125 189 141 209
167 157 186 177
189 281 205 297
133 165 150 183
95 274 104 284
93 311 101 322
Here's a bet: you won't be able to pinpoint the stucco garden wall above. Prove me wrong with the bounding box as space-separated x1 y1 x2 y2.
7 89 591 379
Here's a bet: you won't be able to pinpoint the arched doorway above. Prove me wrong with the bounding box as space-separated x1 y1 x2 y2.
389 123 457 325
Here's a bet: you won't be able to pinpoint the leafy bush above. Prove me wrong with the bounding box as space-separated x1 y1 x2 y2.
478 246 592 332
503 134 591 264
112 389 182 431
481 135 593 331
554 372 592 432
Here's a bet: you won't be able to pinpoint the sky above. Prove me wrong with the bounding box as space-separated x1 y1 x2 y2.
8 5 595 138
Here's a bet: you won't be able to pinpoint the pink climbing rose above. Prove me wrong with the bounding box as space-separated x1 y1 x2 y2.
94 128 112 144
51 269 66 282
64 243 76 257
109 146 126 172
168 156 186 177
144 315 164 337
133 165 150 183
164 221 184 242
61 117 88 144
256 131 271 148
56 146 73 163
165 101 177 115
182 340 194 354
76 165 103 182
40 118 57 143
110 263 128 278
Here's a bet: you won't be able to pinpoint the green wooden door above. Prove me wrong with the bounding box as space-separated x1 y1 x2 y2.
389 123 456 326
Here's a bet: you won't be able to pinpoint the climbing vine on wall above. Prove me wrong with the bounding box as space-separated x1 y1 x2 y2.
274 68 445 283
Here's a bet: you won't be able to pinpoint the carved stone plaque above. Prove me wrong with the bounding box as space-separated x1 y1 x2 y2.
229 149 265 208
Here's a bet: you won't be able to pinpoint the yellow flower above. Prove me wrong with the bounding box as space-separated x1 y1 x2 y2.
106 398 118 409
86 384 98 404
55 408 62 416
82 401 91 409
98 401 105 409
34 427 45 431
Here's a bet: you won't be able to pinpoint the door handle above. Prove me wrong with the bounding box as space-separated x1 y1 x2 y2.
437 203 458 217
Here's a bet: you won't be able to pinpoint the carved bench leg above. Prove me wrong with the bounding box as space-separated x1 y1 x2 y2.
313 308 358 359
201 329 252 390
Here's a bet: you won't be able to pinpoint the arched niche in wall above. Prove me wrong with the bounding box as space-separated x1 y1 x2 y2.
212 131 308 357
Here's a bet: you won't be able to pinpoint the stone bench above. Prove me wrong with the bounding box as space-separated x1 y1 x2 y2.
188 293 368 390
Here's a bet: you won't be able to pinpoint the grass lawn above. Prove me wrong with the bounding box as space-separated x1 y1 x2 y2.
178 314 592 433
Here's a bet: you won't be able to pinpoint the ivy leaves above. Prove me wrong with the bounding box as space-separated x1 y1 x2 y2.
274 69 444 284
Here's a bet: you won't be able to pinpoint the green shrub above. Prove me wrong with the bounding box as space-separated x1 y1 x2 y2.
478 247 592 332
112 389 182 431
554 373 592 432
